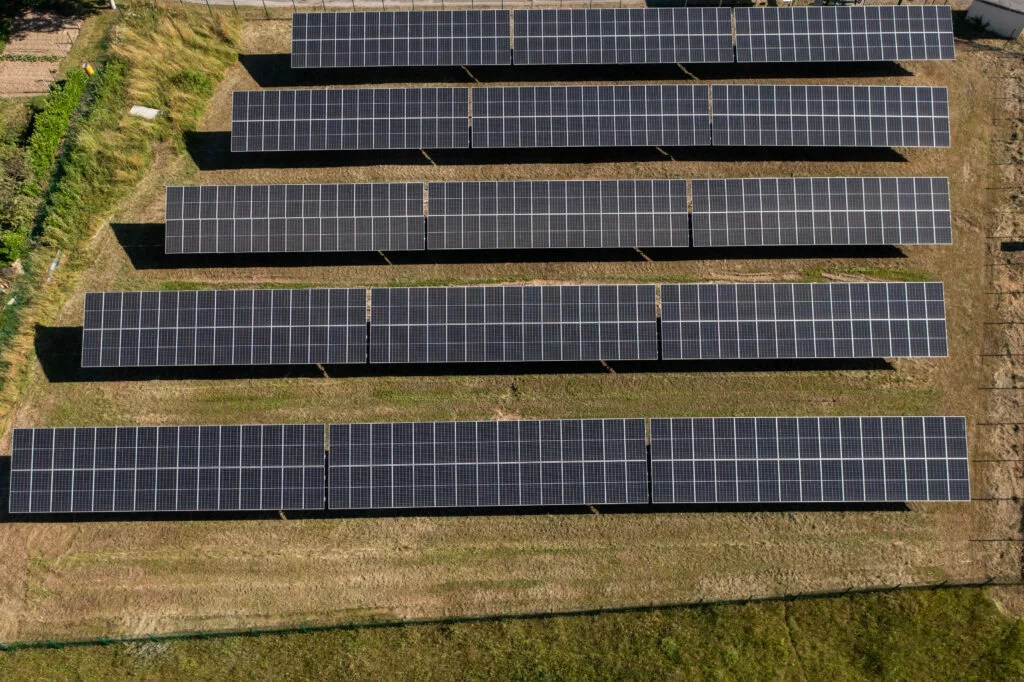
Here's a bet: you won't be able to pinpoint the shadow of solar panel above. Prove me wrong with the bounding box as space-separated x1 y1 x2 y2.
736 6 955 63
710 85 950 148
426 180 688 249
512 8 732 65
165 183 425 254
650 416 969 503
659 282 948 360
690 177 952 247
369 285 658 363
471 85 711 148
230 88 470 152
81 289 368 368
328 418 648 509
292 11 511 68
8 424 325 513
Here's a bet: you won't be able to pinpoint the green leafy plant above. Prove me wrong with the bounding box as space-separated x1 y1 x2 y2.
0 54 62 62
25 69 88 184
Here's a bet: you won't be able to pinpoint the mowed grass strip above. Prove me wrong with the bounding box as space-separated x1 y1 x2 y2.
0 588 1021 681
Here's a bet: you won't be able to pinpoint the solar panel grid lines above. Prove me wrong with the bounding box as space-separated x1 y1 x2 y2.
8 424 326 513
512 8 733 65
327 418 649 509
368 284 659 364
659 282 948 361
81 288 368 368
690 176 953 247
425 179 689 249
649 416 969 504
291 11 511 69
710 84 951 148
230 87 471 152
735 6 956 64
165 183 426 255
470 84 712 149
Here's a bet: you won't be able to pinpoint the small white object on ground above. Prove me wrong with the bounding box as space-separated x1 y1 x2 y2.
129 105 160 120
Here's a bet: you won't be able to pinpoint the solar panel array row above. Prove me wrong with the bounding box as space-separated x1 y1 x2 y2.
650 416 969 503
9 416 969 513
230 88 469 152
291 8 954 67
165 177 951 254
735 6 955 63
690 177 952 248
9 425 324 513
165 183 425 254
292 11 511 68
328 419 649 509
368 285 659 364
660 282 948 361
470 85 711 149
230 85 949 151
425 180 689 250
711 85 950 148
82 283 949 368
81 289 368 368
511 8 733 65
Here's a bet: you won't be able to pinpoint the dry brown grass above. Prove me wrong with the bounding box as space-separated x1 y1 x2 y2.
0 19 1020 640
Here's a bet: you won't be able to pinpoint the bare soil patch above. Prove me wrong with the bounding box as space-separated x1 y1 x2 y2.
0 61 60 96
0 10 84 96
3 11 81 57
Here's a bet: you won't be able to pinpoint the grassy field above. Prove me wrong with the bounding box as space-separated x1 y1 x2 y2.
0 3 1020 644
1 588 1022 681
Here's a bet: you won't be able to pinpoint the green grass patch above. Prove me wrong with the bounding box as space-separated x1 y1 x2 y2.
803 265 937 283
0 589 1020 681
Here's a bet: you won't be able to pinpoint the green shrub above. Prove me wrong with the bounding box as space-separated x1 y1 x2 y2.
169 68 214 97
0 145 39 265
25 69 88 184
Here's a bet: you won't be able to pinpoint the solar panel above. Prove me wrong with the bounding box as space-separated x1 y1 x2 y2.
426 180 688 249
736 6 955 63
9 424 325 513
690 177 952 247
81 289 367 368
230 88 470 152
710 85 950 148
650 416 969 503
292 11 511 68
660 282 948 360
512 8 732 65
165 183 425 254
471 85 711 148
328 418 648 509
369 285 658 363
